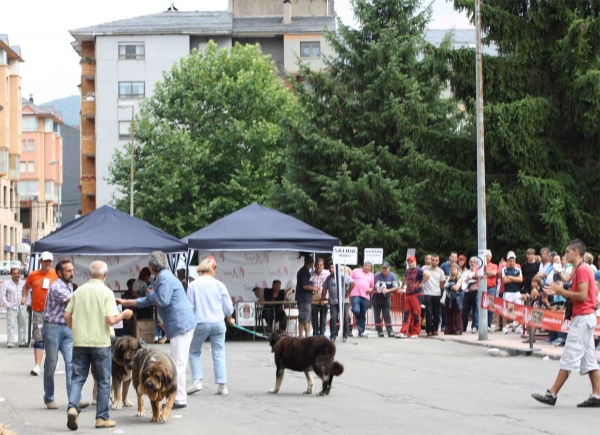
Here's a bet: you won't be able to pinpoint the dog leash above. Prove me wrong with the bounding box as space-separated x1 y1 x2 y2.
231 323 269 339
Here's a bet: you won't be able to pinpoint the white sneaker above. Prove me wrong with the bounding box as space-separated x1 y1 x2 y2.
487 327 492 332
410 335 419 339
515 326 523 335
186 381 203 395
396 333 407 339
7 343 14 348
30 365 40 376
471 328 477 334
215 384 228 396
502 327 509 334
153 336 159 343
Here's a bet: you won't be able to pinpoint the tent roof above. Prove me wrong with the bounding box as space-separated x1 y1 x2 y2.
32 205 187 255
182 203 339 252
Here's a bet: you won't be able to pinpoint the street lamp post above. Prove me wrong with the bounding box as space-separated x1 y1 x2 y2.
118 104 135 216
48 159 60 229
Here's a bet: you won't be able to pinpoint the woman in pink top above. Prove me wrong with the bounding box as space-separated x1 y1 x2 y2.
350 263 374 338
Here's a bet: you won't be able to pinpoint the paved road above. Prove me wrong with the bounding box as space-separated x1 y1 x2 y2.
1 327 599 435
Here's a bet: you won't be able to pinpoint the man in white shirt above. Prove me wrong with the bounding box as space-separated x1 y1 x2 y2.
1 267 28 347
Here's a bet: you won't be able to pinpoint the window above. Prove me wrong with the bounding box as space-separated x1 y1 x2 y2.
0 149 7 172
44 118 53 132
28 140 34 152
119 43 145 60
18 180 38 198
119 82 145 99
22 116 38 132
21 140 25 151
119 121 132 139
45 181 54 200
28 162 35 173
300 41 321 58
19 162 26 174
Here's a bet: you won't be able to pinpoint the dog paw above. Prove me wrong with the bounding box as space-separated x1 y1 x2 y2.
303 390 313 395
112 401 122 410
124 400 133 407
135 410 146 417
268 389 278 394
318 391 326 396
151 416 162 423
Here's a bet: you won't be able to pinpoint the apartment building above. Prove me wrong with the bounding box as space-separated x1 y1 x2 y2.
20 96 63 244
0 34 23 262
69 0 336 214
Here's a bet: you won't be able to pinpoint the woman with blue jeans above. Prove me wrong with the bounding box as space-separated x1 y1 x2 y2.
187 256 234 396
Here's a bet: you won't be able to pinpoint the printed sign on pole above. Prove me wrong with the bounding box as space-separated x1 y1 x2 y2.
236 302 256 327
364 248 384 265
332 246 358 265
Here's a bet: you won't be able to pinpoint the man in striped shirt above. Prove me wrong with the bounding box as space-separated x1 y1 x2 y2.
64 261 132 431
1 267 27 348
43 260 89 410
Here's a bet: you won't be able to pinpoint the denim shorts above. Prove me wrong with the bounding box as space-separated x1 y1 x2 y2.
298 301 312 323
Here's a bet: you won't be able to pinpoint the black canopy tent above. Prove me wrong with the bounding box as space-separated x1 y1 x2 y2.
182 203 339 252
30 205 187 271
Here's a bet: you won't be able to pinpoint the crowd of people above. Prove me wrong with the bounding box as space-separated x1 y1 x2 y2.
1 251 234 431
256 246 600 345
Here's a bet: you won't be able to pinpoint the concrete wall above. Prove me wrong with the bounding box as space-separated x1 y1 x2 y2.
283 33 332 74
190 36 233 52
95 34 189 208
233 0 333 17
233 36 284 73
61 125 80 225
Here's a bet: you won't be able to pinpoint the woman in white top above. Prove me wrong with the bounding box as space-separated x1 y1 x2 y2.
186 256 234 396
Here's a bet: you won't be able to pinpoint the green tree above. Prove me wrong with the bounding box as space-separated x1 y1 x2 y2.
109 42 300 238
448 0 600 254
268 0 472 263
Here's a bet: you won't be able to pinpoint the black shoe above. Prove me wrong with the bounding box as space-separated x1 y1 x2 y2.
162 403 187 410
331 336 337 342
377 333 385 337
342 337 347 342
577 396 600 408
388 332 395 337
531 390 557 406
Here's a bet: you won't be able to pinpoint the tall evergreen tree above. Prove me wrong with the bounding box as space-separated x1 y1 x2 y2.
269 0 473 262
447 0 600 254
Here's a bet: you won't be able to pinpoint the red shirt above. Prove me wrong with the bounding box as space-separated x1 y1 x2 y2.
571 263 596 317
486 263 498 289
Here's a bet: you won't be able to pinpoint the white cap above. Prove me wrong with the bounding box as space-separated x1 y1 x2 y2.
507 251 516 260
40 251 53 261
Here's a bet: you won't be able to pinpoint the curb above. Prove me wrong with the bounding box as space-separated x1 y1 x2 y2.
431 336 563 360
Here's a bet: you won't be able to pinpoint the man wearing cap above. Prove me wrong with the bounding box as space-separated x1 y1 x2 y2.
421 255 445 337
501 251 523 334
372 261 400 337
396 256 429 339
22 251 58 376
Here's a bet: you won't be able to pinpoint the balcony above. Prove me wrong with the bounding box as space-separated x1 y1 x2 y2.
81 178 96 196
81 62 95 80
9 154 19 181
82 100 95 120
81 135 96 157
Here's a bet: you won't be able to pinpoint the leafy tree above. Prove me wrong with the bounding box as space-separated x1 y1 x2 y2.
109 42 300 238
268 0 472 263
448 0 600 254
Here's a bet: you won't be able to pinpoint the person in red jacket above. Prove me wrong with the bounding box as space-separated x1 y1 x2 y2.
395 256 429 339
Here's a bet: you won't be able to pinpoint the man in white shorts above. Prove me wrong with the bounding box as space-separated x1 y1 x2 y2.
502 252 523 334
532 239 600 407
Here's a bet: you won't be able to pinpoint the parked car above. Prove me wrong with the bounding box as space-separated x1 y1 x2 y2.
0 261 10 275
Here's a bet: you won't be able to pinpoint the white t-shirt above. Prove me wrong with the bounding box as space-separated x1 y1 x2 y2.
422 266 445 297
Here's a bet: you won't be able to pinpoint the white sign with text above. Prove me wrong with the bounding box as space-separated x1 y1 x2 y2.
332 246 358 265
364 248 384 265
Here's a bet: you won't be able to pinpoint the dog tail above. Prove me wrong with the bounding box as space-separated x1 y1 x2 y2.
332 361 344 377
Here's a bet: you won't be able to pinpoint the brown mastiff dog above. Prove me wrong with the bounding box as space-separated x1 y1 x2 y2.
132 348 177 423
111 335 144 409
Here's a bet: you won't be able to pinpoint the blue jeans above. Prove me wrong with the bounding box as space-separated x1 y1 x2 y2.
486 287 497 328
351 296 370 335
42 322 73 403
69 346 111 420
189 322 227 384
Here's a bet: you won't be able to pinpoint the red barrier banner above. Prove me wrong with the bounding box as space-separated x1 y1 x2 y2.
480 292 600 335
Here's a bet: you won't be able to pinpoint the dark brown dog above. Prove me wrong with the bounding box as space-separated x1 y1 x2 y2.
132 347 177 423
268 330 344 396
111 335 143 409
92 335 142 407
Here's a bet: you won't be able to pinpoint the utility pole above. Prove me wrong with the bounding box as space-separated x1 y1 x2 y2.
130 107 135 217
475 0 488 341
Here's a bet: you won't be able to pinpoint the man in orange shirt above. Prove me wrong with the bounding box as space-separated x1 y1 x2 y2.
22 251 58 376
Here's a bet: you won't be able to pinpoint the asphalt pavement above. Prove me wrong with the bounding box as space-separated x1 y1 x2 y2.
1 312 600 435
